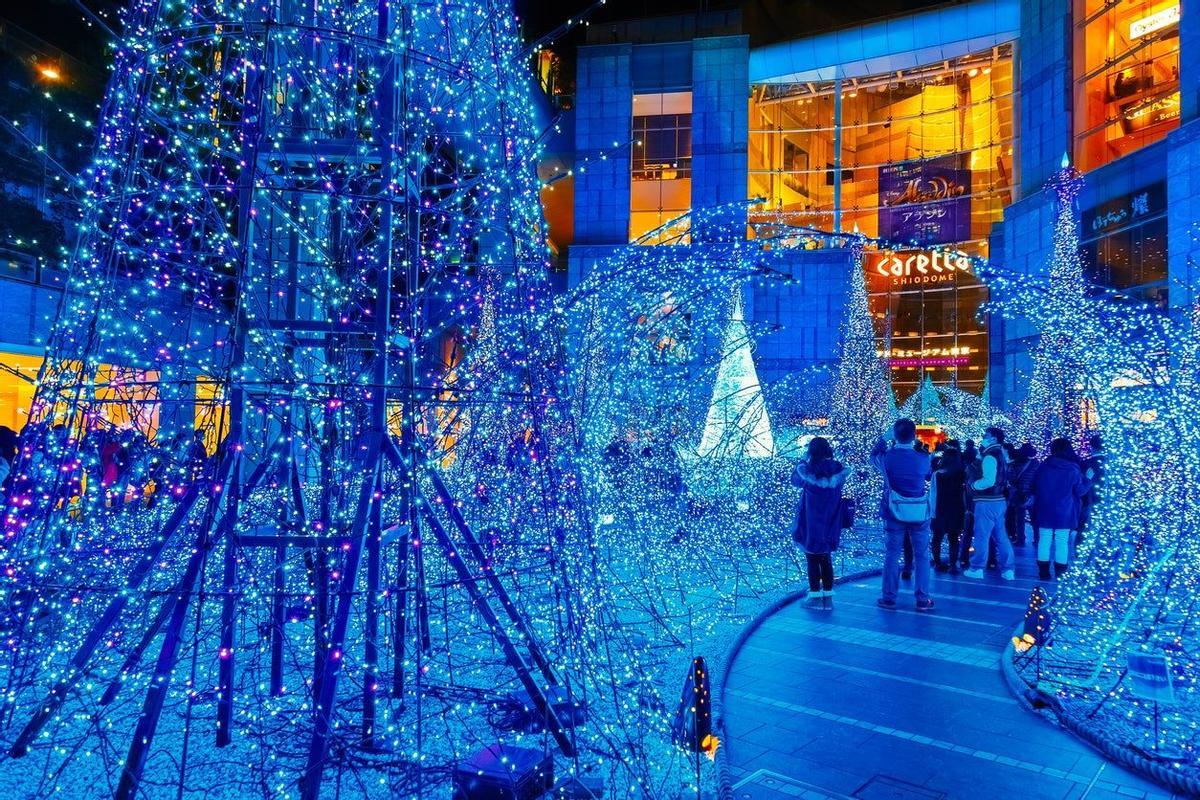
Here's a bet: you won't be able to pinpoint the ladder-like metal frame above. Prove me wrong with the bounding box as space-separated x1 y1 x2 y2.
8 4 579 799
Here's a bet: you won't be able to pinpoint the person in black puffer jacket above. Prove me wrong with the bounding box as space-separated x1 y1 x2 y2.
1006 443 1037 547
930 448 966 574
1079 434 1104 541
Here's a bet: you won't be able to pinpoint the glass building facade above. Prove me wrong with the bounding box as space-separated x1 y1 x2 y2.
1074 0 1182 172
567 0 1200 409
747 45 1015 400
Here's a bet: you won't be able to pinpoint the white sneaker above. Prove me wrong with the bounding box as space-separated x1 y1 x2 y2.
1001 570 1015 581
962 568 984 579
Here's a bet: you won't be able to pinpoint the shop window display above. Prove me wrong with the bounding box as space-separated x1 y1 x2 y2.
1081 183 1169 303
866 250 990 401
1074 0 1181 171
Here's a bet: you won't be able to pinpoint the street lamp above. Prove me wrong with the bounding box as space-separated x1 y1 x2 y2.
36 63 63 82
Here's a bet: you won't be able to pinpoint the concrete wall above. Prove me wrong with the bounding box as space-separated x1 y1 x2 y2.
1167 0 1200 309
0 280 60 352
752 248 853 386
1016 0 1073 196
691 36 750 242
986 189 1056 407
573 44 634 246
1182 0 1200 123
1166 120 1200 310
572 35 749 254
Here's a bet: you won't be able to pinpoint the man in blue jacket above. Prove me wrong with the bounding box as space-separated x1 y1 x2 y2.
871 418 934 612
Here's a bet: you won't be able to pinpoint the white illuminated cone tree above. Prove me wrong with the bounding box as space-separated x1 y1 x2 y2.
696 287 775 459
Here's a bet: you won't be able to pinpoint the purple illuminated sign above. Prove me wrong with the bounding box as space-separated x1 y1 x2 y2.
878 155 971 245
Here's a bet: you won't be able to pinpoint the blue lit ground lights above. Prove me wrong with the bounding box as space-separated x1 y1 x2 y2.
990 163 1200 792
0 0 1197 795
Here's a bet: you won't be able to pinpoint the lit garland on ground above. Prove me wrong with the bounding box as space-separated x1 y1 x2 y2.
14 1 1178 794
560 207 888 795
0 5 891 799
988 163 1200 781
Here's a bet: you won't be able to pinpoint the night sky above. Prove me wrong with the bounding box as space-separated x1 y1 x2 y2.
6 0 965 65
1 0 117 77
513 0 960 45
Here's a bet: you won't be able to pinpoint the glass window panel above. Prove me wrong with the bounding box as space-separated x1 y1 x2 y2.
895 294 924 336
1138 216 1168 285
1103 227 1136 288
955 284 988 335
631 92 692 242
1075 0 1181 170
956 331 989 373
921 287 954 334
1082 240 1103 284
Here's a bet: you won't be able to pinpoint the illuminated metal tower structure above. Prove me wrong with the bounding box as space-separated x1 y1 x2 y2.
2 1 582 797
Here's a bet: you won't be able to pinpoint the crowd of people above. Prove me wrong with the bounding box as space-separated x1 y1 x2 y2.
791 418 1104 611
0 422 212 521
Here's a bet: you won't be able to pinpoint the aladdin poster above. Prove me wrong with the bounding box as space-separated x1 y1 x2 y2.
878 155 971 245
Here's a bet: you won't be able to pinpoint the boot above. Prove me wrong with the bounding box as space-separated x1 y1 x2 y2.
1054 561 1069 578
1038 560 1051 581
804 592 823 609
822 590 834 611
948 540 961 574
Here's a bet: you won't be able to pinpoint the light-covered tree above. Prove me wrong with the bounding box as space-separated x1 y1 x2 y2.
829 236 895 508
1009 156 1101 450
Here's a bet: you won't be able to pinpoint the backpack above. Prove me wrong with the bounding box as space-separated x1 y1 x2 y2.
887 487 930 524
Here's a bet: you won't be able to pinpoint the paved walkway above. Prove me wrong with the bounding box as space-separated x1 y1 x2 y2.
722 544 1182 800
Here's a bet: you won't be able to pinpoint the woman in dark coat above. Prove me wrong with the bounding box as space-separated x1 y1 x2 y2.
791 436 849 610
1031 438 1090 580
930 448 966 574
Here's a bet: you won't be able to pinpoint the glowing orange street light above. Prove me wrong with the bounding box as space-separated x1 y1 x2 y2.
38 65 62 82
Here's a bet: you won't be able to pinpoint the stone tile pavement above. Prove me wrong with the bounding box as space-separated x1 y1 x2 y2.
721 544 1185 800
